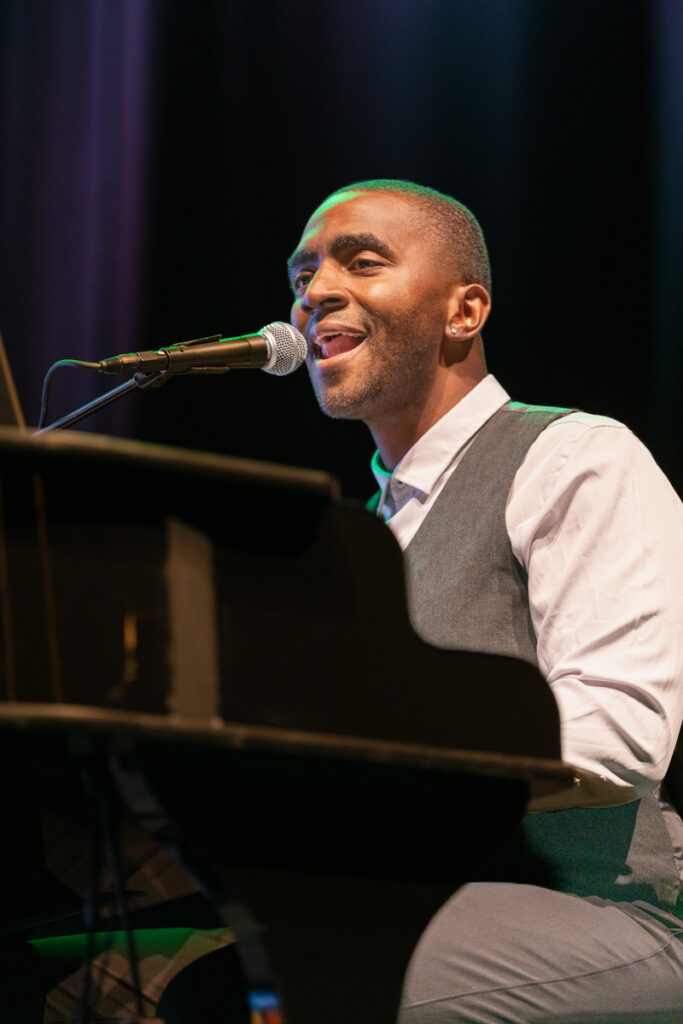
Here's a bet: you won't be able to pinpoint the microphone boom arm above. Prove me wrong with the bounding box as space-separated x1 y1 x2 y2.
34 372 171 435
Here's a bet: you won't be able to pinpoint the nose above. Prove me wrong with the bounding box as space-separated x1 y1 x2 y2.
300 262 347 313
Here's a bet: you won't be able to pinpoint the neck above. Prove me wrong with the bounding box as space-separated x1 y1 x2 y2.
369 367 485 470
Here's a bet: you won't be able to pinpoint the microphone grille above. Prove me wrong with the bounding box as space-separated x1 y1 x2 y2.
259 322 308 376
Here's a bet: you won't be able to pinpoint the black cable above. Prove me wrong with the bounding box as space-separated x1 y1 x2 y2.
112 753 286 1021
97 775 145 1019
38 359 101 429
75 764 103 1024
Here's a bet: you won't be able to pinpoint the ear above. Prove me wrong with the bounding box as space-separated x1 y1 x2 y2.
444 283 491 342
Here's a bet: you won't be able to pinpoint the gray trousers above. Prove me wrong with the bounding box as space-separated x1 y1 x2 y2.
398 883 683 1023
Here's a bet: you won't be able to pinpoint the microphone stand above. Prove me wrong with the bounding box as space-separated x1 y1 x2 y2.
35 372 170 435
28 354 232 1021
34 334 230 435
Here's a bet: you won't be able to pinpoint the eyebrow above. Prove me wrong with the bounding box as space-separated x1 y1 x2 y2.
287 232 396 278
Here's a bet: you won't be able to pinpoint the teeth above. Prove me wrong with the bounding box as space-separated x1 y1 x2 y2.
310 329 366 360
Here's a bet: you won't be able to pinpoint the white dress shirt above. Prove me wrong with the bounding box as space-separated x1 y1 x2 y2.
371 375 683 796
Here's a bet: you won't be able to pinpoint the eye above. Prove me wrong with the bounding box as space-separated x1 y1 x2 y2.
349 256 382 271
293 270 314 292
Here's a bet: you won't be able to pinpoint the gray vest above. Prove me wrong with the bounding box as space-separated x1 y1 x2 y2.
404 402 683 914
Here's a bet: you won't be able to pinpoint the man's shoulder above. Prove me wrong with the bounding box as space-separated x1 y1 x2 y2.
528 409 635 450
505 400 573 417
513 408 673 507
504 400 624 430
502 402 630 443
505 405 656 505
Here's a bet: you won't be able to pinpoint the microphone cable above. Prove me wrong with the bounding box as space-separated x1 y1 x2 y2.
38 360 100 430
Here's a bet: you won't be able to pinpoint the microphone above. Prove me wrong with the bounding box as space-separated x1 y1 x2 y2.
97 322 307 377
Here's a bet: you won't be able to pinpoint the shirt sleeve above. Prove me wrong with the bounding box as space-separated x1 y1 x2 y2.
506 414 683 796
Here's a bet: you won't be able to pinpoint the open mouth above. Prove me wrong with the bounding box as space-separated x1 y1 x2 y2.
312 331 366 361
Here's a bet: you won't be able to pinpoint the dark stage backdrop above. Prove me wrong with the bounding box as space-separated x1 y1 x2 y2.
0 0 681 498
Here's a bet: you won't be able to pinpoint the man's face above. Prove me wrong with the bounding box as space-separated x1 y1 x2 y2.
288 191 455 426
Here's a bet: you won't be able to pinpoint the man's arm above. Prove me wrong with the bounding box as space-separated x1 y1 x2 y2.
507 414 683 807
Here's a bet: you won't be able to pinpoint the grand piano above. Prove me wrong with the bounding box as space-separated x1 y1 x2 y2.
0 426 574 1022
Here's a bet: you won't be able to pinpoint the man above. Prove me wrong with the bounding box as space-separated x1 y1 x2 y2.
288 180 683 1022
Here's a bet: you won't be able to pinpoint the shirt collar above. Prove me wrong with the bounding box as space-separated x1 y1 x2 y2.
370 374 510 500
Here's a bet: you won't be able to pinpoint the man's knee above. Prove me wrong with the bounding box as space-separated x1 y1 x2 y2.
400 881 525 1015
399 882 683 1023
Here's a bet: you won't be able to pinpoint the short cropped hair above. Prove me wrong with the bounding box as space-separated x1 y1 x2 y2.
330 179 492 294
